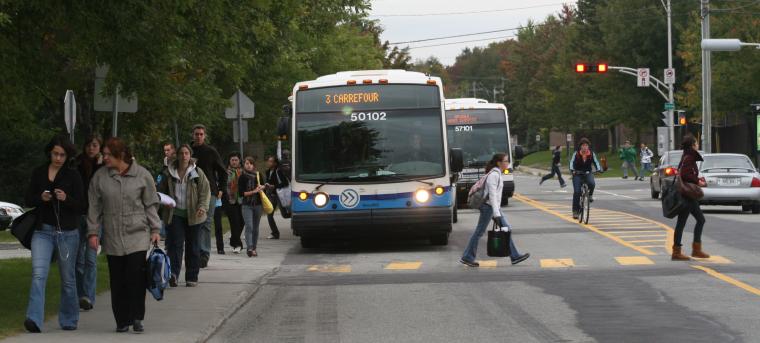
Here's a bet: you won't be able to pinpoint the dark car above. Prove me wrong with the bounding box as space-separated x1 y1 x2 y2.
0 208 11 230
649 150 703 199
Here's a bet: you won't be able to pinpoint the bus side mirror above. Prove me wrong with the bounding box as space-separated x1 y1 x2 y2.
450 148 464 173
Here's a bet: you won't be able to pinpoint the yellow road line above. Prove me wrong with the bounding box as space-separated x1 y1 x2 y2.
385 261 422 270
540 259 575 268
514 194 656 255
616 256 655 265
478 260 498 268
308 264 352 273
638 245 669 248
598 226 663 230
695 255 733 264
692 266 760 297
626 239 668 243
606 230 663 234
616 234 667 238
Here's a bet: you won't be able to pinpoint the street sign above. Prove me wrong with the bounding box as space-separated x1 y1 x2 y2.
233 120 248 143
64 90 76 142
225 90 255 119
535 134 541 142
664 68 676 85
94 66 138 113
637 68 650 87
664 102 675 110
657 127 669 155
566 133 572 142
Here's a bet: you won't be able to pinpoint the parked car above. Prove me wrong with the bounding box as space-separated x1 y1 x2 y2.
0 201 24 230
698 154 760 213
650 150 702 199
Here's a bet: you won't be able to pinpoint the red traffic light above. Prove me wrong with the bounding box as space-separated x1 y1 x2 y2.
574 63 609 73
575 64 586 73
597 63 608 73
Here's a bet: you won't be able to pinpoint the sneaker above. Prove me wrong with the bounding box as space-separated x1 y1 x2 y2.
560 183 567 188
233 247 241 254
62 325 77 331
572 212 579 219
511 253 530 265
246 249 253 257
186 281 198 287
24 318 40 333
459 259 480 267
589 196 594 203
623 176 628 179
79 297 93 311
217 249 225 255
169 275 178 288
200 254 209 268
116 325 130 333
132 320 144 333
267 235 279 239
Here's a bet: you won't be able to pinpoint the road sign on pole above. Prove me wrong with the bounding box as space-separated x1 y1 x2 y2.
232 120 248 143
664 102 675 110
637 68 650 87
535 134 541 142
657 126 669 155
664 68 676 84
94 65 138 137
225 90 255 119
64 90 76 143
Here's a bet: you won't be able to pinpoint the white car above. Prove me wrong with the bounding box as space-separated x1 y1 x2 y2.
699 154 760 213
0 201 24 230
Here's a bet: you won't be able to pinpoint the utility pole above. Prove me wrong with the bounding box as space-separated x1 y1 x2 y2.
701 0 712 153
665 0 675 150
472 81 476 98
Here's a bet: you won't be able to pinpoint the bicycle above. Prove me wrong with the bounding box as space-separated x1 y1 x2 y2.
573 170 602 224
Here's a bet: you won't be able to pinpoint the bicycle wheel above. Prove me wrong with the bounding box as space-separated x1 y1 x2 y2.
578 187 586 223
583 186 591 224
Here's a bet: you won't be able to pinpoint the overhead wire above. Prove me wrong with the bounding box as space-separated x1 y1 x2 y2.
370 3 567 17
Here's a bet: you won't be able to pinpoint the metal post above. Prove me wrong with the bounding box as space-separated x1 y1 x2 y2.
68 95 75 143
701 0 712 153
472 81 476 98
237 90 244 156
111 88 119 137
666 0 675 150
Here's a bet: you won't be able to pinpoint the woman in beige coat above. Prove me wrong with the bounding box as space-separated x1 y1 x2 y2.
87 137 161 333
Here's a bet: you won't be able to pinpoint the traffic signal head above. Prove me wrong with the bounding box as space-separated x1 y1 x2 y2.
597 63 608 73
574 63 608 73
675 110 687 126
575 64 586 73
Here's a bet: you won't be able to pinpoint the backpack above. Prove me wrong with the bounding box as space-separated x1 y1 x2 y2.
467 170 498 209
146 244 171 301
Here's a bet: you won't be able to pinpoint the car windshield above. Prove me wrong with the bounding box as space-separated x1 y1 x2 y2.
446 109 509 167
700 155 755 171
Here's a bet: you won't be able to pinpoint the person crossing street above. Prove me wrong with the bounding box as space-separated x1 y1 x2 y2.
539 145 566 188
619 140 640 180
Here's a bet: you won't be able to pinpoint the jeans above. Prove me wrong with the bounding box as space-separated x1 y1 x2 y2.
198 195 216 258
167 215 201 282
639 162 652 178
674 198 706 246
462 204 521 262
541 164 566 186
27 224 80 330
266 191 280 238
225 202 244 249
213 202 225 251
242 205 263 250
106 251 147 327
622 161 639 178
76 216 97 305
572 173 596 212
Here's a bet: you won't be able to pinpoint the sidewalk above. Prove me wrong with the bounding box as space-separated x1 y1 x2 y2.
517 165 548 177
0 242 30 260
2 216 292 343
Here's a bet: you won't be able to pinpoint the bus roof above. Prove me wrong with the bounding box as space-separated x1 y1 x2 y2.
293 70 443 92
444 98 507 112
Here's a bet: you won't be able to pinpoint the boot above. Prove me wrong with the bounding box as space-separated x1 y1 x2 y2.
671 245 690 261
691 242 710 259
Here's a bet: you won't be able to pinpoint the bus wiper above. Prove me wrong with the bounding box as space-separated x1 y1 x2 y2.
368 173 434 186
314 177 349 191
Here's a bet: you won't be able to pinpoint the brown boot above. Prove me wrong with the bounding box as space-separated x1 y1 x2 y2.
691 242 710 259
671 245 690 261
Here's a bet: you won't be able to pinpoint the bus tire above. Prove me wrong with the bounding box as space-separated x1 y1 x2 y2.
300 237 319 249
430 234 449 246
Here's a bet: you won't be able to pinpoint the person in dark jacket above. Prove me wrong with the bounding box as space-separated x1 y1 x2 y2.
238 157 265 257
190 124 227 268
264 156 288 239
539 146 566 188
569 138 602 219
24 136 84 333
671 134 708 261
75 134 103 311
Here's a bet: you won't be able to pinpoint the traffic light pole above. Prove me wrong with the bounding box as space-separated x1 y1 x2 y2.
701 0 712 153
664 0 675 151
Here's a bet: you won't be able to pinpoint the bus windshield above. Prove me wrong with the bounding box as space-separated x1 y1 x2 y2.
446 109 509 167
295 84 445 182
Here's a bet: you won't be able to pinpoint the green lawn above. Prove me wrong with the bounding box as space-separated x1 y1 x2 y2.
519 149 658 179
0 230 15 243
0 255 110 338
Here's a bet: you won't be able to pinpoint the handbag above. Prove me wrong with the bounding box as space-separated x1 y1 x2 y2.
274 170 292 208
677 175 704 200
10 208 39 250
256 172 274 215
486 221 511 257
661 157 689 218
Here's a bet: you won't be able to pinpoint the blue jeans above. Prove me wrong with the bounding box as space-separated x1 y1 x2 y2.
242 205 262 250
27 224 80 330
462 204 521 262
167 215 201 282
639 162 652 178
572 173 596 212
76 216 97 304
198 196 216 257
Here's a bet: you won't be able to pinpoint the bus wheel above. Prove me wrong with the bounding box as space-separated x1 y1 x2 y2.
430 234 449 246
301 238 319 249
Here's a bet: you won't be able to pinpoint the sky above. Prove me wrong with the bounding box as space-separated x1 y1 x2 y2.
369 0 576 66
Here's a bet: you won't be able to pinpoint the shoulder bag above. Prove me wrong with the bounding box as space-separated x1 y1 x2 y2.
10 208 39 250
256 172 274 214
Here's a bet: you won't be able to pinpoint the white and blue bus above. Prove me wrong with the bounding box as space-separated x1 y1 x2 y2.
445 98 516 207
288 70 463 248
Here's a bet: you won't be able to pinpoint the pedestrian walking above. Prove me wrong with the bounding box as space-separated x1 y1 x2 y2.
460 153 530 267
238 157 265 257
158 144 211 287
87 137 161 333
618 140 640 180
74 134 103 312
23 136 84 333
539 146 566 188
264 156 287 239
190 124 227 268
224 152 245 253
638 143 654 181
157 142 176 241
671 134 709 261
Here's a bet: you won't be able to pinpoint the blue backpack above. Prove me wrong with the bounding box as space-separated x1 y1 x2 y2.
146 244 171 301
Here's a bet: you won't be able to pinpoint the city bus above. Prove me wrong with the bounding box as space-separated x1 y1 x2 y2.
445 98 515 207
288 70 463 248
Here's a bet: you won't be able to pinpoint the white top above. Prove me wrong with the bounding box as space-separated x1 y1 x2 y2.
641 147 654 163
484 167 503 218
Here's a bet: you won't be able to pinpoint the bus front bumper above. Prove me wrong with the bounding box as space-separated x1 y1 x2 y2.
292 206 452 238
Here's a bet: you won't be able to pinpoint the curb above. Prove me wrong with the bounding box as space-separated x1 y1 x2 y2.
517 166 548 177
197 267 280 342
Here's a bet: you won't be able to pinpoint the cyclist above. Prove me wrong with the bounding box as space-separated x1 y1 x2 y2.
569 138 602 219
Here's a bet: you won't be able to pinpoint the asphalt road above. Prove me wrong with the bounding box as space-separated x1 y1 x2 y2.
208 174 760 343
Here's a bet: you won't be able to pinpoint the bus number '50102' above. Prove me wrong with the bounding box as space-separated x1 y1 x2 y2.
350 112 387 121
455 125 473 132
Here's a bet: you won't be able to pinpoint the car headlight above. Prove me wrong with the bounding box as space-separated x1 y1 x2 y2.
415 189 431 203
313 192 329 208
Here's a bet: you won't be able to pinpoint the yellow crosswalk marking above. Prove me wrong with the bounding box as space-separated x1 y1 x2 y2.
385 261 423 270
308 264 352 273
695 255 733 264
626 239 667 243
540 259 575 268
638 245 667 248
616 234 667 238
607 230 662 234
615 256 655 265
477 260 498 268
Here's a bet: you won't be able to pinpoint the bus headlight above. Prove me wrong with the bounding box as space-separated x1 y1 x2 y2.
298 191 309 201
313 192 329 208
503 169 511 175
434 186 445 196
415 189 430 203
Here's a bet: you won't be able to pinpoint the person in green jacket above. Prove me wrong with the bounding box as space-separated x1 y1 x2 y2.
618 140 640 180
